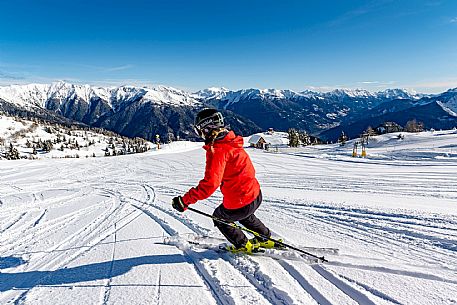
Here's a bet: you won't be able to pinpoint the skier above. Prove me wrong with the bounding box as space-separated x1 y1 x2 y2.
171 108 275 254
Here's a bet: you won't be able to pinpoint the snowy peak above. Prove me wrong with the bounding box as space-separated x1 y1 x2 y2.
0 81 110 109
46 81 112 107
0 83 49 108
143 85 201 106
193 87 230 100
194 88 301 105
0 81 201 111
325 88 374 99
0 82 428 110
321 88 421 100
376 88 421 100
195 87 423 105
232 88 298 100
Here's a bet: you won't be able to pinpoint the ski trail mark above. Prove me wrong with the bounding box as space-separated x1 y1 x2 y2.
132 204 236 305
142 184 210 236
312 265 376 305
13 290 28 305
0 212 26 234
277 260 334 305
141 185 297 304
225 254 294 305
102 223 117 305
33 209 47 227
327 261 457 285
338 274 404 305
131 204 175 237
154 268 162 305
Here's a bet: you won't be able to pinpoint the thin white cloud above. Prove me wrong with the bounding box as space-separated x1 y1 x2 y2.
72 63 134 73
358 80 397 86
451 17 457 23
103 65 134 72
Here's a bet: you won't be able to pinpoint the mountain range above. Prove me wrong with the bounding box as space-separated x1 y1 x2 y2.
1 81 456 142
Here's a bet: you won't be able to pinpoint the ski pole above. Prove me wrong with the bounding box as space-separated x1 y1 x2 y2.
186 206 328 263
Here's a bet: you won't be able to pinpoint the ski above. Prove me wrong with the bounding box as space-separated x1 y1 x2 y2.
163 233 338 263
186 207 330 262
186 234 339 255
187 240 326 264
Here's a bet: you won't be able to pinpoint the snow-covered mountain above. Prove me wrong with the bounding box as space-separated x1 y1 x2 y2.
0 81 201 110
319 88 457 141
195 87 425 134
0 82 209 141
1 82 456 142
194 87 421 105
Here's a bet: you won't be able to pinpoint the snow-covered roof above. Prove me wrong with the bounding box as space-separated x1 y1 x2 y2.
248 132 289 146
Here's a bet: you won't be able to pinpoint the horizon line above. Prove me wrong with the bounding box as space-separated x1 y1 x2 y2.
1 79 456 95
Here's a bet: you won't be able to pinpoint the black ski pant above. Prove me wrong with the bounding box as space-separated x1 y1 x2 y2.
213 190 270 248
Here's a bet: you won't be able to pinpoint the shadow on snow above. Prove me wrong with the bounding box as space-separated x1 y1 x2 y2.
0 257 27 270
0 254 195 292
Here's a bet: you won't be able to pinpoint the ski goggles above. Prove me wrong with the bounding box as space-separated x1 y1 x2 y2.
193 125 205 139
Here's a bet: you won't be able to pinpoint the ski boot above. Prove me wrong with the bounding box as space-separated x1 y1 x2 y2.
225 240 260 254
250 237 286 250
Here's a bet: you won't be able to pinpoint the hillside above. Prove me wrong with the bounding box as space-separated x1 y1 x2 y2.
0 114 153 160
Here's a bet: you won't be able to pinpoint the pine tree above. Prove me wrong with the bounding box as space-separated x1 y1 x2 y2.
299 131 311 146
7 143 20 160
288 129 300 147
43 140 53 152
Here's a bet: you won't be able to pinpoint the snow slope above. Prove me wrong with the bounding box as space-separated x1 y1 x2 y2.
1 132 456 305
0 115 154 159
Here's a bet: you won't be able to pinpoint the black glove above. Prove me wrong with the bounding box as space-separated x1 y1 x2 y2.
172 196 188 212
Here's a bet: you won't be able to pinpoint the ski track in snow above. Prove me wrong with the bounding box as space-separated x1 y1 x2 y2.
102 222 117 305
1 141 457 305
130 187 239 305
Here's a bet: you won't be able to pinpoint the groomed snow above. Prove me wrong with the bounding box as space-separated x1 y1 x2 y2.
1 130 456 305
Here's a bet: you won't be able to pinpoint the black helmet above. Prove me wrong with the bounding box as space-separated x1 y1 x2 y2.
194 108 225 139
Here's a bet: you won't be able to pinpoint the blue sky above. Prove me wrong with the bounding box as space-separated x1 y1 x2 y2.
0 0 456 93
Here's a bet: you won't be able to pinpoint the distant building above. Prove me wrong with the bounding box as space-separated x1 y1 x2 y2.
309 135 323 145
375 122 403 134
248 131 289 150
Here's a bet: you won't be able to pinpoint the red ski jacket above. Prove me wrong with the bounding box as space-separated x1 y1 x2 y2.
182 131 260 209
